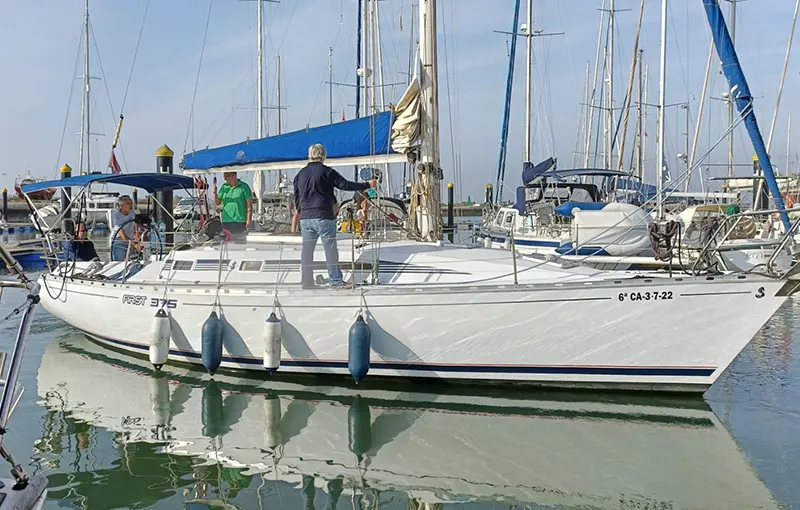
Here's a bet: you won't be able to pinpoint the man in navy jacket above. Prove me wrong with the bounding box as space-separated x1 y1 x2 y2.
293 143 376 288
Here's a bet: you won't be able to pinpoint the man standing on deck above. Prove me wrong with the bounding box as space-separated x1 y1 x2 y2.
213 172 253 236
294 143 376 288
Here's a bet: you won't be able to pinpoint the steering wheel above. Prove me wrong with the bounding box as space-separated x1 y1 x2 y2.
111 218 165 261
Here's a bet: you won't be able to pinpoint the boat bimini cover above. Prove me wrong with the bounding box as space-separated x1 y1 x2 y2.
569 203 654 257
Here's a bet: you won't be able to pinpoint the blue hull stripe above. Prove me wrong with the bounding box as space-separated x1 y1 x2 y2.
90 333 716 378
487 236 561 248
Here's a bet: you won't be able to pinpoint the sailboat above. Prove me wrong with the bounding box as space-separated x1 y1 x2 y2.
26 0 800 394
480 0 793 273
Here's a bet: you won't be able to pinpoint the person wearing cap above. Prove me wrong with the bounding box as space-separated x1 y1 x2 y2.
294 143 376 288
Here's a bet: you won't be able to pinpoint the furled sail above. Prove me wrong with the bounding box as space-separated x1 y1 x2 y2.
181 81 422 174
391 79 421 154
703 0 790 230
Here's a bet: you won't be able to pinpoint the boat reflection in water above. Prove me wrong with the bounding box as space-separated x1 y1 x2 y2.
35 335 780 509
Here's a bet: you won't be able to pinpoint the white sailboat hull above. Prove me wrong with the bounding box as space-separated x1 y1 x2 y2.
38 241 791 392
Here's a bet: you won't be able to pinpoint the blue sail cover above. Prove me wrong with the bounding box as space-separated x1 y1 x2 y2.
182 111 396 171
703 0 790 230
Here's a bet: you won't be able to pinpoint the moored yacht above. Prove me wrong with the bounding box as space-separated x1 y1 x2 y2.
25 0 800 395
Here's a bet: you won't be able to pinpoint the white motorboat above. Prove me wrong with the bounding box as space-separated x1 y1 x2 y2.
35 335 781 509
30 191 122 234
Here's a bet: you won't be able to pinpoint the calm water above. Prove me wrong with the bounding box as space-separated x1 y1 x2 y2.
0 286 798 509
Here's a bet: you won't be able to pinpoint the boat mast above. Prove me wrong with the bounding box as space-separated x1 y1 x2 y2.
276 55 282 134
255 0 265 215
726 0 736 179
584 0 606 169
686 39 714 192
524 0 533 165
643 63 648 181
413 0 442 241
328 47 334 124
788 113 792 177
78 0 90 176
656 0 667 220
607 0 614 170
636 49 643 180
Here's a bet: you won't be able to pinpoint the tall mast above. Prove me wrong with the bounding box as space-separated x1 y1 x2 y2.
328 47 334 124
79 0 90 176
254 0 265 215
607 0 615 170
643 63 648 181
584 0 607 169
412 0 441 241
257 0 264 139
726 0 736 178
787 113 792 177
686 39 714 192
374 0 385 111
656 0 667 219
276 55 282 134
524 0 533 164
361 0 370 116
582 61 590 167
636 49 643 180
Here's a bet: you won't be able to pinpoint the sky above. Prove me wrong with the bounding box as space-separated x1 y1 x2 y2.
1 0 799 202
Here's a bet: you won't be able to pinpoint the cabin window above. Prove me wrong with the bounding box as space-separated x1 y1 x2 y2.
173 260 194 271
503 212 515 225
239 260 263 272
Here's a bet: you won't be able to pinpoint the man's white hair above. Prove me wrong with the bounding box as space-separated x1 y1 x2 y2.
308 143 327 163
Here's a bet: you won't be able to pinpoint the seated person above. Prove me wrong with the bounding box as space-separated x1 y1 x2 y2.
353 191 369 220
63 222 100 262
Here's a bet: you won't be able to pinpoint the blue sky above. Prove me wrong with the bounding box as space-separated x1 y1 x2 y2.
0 0 798 201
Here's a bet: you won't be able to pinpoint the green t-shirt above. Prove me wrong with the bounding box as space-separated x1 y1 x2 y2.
218 180 253 223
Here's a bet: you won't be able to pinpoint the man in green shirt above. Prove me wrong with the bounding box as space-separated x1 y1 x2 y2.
213 172 253 236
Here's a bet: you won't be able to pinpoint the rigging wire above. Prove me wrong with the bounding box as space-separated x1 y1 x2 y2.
440 0 459 194
53 25 86 177
305 11 345 128
120 0 151 114
89 21 128 171
183 0 214 156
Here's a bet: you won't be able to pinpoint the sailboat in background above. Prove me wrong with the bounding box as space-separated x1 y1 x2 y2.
480 0 795 273
30 0 126 234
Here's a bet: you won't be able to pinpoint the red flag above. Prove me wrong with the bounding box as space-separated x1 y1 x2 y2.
108 150 122 174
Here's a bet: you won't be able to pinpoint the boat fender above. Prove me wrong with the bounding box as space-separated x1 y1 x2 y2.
201 311 224 376
263 313 282 374
483 236 492 249
347 395 372 462
348 315 371 384
263 393 282 450
149 308 170 370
